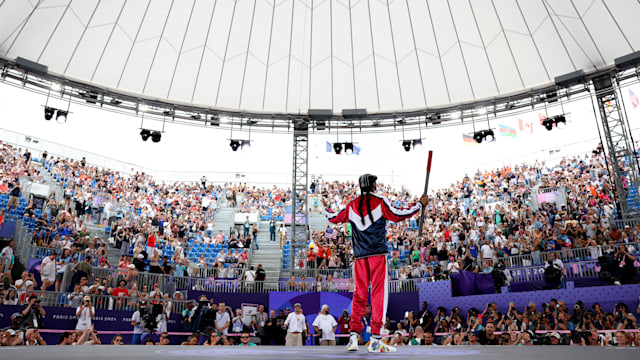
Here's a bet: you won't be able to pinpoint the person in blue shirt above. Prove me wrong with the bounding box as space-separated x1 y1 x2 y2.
361 304 372 345
238 331 257 346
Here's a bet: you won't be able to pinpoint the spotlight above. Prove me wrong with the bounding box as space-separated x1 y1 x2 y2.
473 132 484 144
483 129 495 142
412 139 422 149
333 142 342 154
210 115 220 126
140 129 151 141
241 140 251 151
44 106 56 120
554 115 567 129
56 110 68 122
542 118 554 131
151 131 162 143
402 140 412 152
344 142 354 155
230 140 240 152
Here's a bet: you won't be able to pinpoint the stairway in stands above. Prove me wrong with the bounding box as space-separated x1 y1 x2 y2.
251 221 281 289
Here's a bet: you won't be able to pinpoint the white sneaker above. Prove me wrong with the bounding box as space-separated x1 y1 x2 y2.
367 339 396 353
345 333 359 351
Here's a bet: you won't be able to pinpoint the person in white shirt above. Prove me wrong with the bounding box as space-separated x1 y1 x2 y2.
447 257 460 274
40 252 57 290
480 239 494 262
284 303 306 346
76 296 95 331
215 302 231 335
312 305 338 346
1 239 15 272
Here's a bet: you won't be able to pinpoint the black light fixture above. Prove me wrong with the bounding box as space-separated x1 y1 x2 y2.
542 115 566 131
210 115 220 126
412 139 422 149
473 130 494 143
44 106 56 120
151 131 162 143
56 109 68 122
344 142 354 155
402 140 412 152
230 140 241 151
241 140 251 151
333 142 343 154
140 129 151 141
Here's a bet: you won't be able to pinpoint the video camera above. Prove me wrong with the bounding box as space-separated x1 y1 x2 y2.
139 301 163 333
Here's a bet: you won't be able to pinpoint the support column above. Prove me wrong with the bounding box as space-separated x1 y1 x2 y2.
289 120 309 270
593 74 640 219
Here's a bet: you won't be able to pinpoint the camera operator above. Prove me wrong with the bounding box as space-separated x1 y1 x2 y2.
312 304 337 346
543 252 566 289
491 260 511 293
132 300 159 345
75 295 95 331
22 295 45 329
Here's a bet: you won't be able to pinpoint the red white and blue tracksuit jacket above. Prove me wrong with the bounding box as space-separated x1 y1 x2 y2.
325 193 422 259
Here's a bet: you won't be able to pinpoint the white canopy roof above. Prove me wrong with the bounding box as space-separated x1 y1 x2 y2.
0 0 638 114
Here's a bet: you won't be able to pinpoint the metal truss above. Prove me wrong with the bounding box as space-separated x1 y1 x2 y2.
289 122 309 268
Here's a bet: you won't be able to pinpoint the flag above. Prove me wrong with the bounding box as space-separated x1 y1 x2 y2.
498 124 516 137
326 141 332 152
354 145 361 155
518 118 533 133
463 134 476 146
605 100 613 112
630 89 639 109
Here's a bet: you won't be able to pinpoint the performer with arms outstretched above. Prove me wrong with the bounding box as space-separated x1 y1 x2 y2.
323 174 428 353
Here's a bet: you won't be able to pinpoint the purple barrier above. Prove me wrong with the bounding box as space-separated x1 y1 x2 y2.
417 279 640 316
187 290 269 310
450 272 495 296
0 304 184 345
0 221 16 238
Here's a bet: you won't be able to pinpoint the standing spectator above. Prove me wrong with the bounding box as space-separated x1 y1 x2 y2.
615 244 638 284
284 303 306 346
0 239 15 273
269 218 277 242
244 217 250 239
75 296 95 331
7 180 20 211
279 224 287 250
417 302 434 331
312 304 338 346
215 302 231 336
40 251 57 290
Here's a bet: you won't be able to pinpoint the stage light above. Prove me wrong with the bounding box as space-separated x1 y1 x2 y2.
44 106 56 120
542 118 554 131
230 140 240 152
344 142 354 155
483 129 495 142
412 139 422 149
333 142 342 154
473 132 484 144
140 129 151 141
56 110 68 123
210 115 220 126
151 131 161 143
402 140 412 152
241 140 251 151
554 115 567 129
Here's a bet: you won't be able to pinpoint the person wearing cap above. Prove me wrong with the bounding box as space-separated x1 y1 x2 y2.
549 332 562 345
284 303 306 346
2 313 24 345
21 294 45 329
465 330 480 345
75 296 95 331
322 174 428 353
312 304 338 346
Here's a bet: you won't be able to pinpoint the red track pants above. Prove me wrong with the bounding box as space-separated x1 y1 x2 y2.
349 254 388 336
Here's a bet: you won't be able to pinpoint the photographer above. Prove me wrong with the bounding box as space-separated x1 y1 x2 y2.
312 304 337 346
21 295 45 329
336 310 350 345
75 295 95 331
132 300 160 345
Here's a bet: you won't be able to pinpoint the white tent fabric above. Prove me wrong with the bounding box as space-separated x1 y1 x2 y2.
0 0 638 114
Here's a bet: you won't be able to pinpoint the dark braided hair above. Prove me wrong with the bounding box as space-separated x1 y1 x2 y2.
359 186 375 225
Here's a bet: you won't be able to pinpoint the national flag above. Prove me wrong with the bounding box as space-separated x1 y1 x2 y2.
463 134 476 146
518 118 533 133
498 124 516 137
326 141 332 152
630 89 639 109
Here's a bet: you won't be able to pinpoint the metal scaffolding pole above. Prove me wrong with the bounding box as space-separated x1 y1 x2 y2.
593 74 640 219
289 120 309 269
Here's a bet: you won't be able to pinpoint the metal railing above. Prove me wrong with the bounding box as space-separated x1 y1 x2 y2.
507 260 601 283
275 279 416 293
289 268 353 280
16 290 193 314
495 241 639 268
